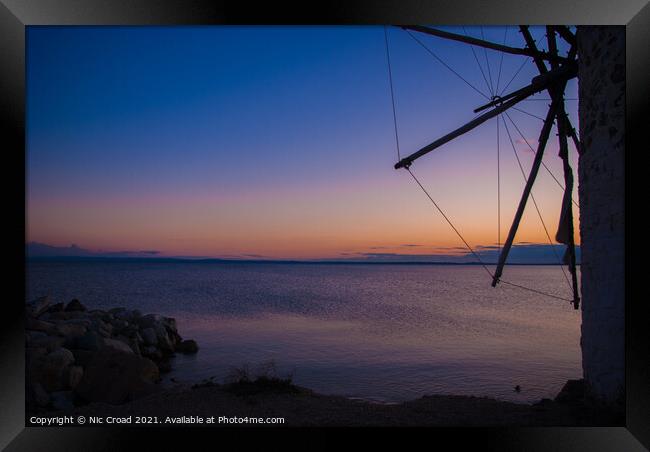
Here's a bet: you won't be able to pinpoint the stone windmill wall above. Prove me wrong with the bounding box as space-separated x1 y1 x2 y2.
576 26 625 406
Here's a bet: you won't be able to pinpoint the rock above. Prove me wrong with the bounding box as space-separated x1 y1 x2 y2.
28 335 65 352
60 318 92 327
74 349 160 405
74 330 104 351
26 296 50 317
555 379 585 405
103 338 134 354
141 327 157 346
40 348 75 392
70 349 95 368
115 309 141 322
129 338 141 356
111 318 129 330
89 318 112 337
26 348 49 383
162 317 178 334
64 365 84 390
177 339 199 354
46 302 65 313
31 382 50 407
25 317 57 334
64 299 86 312
44 311 87 321
50 391 74 411
26 347 48 367
108 307 126 315
54 322 88 339
141 346 162 362
158 359 172 373
138 314 162 329
154 323 174 353
26 330 47 343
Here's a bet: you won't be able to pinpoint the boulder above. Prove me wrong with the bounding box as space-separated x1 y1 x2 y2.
111 318 129 330
177 339 199 354
25 330 47 343
60 318 92 327
26 347 48 368
115 309 141 322
74 330 104 351
70 349 95 368
25 317 57 334
129 338 141 356
154 323 174 353
141 328 157 346
141 346 162 362
64 365 84 390
103 338 134 354
40 348 75 392
158 359 172 373
26 296 50 317
46 302 65 313
74 349 160 405
54 322 88 339
65 299 87 312
137 314 162 329
44 311 87 321
555 379 585 405
50 391 74 411
30 382 50 408
26 347 49 382
89 318 112 337
28 335 65 352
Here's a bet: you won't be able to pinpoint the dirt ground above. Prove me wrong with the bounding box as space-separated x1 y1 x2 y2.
51 383 622 427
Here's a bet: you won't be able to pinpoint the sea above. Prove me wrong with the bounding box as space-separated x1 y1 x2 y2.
26 261 582 404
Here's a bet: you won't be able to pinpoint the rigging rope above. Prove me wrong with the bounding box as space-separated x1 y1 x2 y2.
383 26 402 161
511 106 546 122
495 27 508 94
480 27 496 96
463 26 494 97
406 167 494 280
404 29 490 100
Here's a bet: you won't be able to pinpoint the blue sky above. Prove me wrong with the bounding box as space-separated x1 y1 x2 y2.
26 25 579 260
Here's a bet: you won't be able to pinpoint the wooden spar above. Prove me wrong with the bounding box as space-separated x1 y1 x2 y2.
547 29 581 309
564 115 583 155
519 26 548 74
554 26 577 47
401 25 569 65
394 62 577 169
491 93 565 287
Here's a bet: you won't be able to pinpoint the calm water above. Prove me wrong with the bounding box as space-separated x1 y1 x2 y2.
27 262 582 403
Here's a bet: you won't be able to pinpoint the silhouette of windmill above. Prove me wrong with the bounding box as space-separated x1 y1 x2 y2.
386 26 581 308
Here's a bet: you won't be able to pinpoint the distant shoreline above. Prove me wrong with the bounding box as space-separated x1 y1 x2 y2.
27 256 580 266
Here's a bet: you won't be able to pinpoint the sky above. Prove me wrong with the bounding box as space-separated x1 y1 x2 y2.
26 25 580 260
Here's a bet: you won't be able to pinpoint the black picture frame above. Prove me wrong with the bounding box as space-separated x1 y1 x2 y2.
2 0 648 449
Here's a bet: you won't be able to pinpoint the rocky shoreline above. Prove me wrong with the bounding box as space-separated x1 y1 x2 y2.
26 296 199 412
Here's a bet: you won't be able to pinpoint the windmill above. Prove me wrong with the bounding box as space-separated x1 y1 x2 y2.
385 26 581 309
